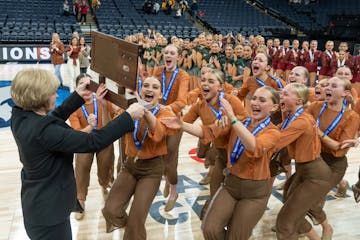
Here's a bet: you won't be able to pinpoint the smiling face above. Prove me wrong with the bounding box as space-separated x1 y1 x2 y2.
140 77 162 106
250 88 278 121
225 45 233 57
200 72 223 103
210 42 220 54
163 45 179 71
292 40 299 49
206 35 213 48
288 66 307 84
243 45 252 59
325 41 334 51
310 40 318 50
234 44 244 57
324 77 349 104
283 40 290 49
251 53 270 77
335 67 353 81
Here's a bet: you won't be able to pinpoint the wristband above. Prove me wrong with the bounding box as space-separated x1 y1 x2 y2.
231 118 239 126
321 133 326 138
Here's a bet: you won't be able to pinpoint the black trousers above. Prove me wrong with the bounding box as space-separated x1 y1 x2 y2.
24 218 72 240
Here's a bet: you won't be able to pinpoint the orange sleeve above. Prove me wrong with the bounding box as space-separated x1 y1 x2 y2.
351 88 358 103
69 110 83 130
354 100 360 115
237 80 249 100
187 88 202 105
183 102 201 123
245 127 280 159
148 108 175 143
224 82 235 94
169 71 190 114
275 117 309 151
330 111 360 157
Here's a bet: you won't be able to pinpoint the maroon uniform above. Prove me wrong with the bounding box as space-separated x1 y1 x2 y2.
319 50 336 77
276 47 290 71
304 49 322 73
285 48 300 70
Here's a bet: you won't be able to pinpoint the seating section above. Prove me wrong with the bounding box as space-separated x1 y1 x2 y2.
197 0 290 37
260 0 360 36
0 0 81 44
0 0 358 44
96 0 200 39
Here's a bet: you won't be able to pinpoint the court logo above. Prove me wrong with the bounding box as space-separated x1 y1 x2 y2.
0 81 14 128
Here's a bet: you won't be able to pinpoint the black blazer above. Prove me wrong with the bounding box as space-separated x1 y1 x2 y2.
11 92 134 226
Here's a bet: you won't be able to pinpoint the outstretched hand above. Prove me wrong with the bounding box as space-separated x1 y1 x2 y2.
161 116 183 129
340 139 359 149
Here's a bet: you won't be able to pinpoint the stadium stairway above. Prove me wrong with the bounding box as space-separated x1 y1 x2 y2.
80 11 98 44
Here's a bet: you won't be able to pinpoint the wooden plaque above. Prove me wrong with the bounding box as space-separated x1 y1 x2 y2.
89 31 139 108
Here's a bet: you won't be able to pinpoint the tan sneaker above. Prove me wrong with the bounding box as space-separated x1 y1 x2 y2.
335 180 349 198
164 193 178 212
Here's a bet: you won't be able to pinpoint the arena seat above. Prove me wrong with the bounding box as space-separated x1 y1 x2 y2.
0 0 81 43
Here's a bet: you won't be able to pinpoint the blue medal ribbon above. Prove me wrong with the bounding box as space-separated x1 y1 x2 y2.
208 91 224 120
281 107 304 130
81 95 98 130
316 100 347 136
256 75 284 89
162 68 179 104
137 76 142 95
268 74 284 89
230 117 271 165
133 104 161 150
255 77 266 87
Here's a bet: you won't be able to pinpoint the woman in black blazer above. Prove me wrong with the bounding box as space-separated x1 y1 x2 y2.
10 69 145 240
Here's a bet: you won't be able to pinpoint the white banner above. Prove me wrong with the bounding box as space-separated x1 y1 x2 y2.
0 45 52 62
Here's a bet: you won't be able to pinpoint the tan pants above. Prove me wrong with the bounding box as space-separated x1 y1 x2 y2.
210 148 227 196
307 153 347 225
103 156 164 240
276 158 332 240
75 144 114 201
164 131 183 185
116 136 126 175
202 174 270 240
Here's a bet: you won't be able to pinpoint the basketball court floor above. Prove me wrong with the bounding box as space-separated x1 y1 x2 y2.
0 63 359 240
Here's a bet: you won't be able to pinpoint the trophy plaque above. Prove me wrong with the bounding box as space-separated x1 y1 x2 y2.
89 31 139 108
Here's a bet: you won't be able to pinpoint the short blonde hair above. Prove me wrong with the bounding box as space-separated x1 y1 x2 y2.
11 68 59 110
329 76 352 91
287 83 309 106
206 69 225 84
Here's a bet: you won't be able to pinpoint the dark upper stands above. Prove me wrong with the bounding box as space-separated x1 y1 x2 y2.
96 0 200 39
260 0 360 38
197 0 290 37
0 0 81 44
0 0 358 45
